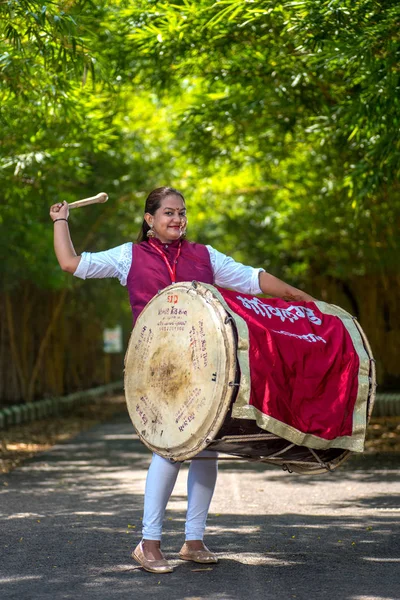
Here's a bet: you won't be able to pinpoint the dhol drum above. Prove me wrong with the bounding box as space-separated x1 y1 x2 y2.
124 282 375 475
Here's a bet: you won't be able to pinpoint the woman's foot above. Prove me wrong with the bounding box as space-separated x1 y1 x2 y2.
179 540 218 564
132 540 174 573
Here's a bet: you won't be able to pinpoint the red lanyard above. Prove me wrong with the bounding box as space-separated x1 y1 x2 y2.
148 240 182 283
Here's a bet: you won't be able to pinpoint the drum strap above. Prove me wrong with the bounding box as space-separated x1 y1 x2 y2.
148 240 182 283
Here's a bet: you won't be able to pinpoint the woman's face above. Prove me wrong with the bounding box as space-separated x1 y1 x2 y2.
145 195 187 243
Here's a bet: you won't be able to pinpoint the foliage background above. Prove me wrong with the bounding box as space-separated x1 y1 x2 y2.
0 0 399 404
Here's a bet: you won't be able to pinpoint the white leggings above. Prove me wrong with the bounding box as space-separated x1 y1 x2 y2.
142 451 218 541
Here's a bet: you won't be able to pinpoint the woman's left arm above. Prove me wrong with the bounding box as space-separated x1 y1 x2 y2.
208 245 315 301
259 271 315 302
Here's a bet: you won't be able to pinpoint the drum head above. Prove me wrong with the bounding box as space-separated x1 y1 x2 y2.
124 282 237 460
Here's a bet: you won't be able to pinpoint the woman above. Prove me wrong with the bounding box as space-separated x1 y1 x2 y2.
50 186 314 574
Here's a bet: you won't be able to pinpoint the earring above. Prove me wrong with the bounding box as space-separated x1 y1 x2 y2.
147 226 155 238
180 219 187 238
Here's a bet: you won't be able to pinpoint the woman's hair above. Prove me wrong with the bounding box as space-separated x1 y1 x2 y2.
137 186 186 242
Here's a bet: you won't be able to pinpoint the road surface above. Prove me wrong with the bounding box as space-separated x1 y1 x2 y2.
1 411 399 600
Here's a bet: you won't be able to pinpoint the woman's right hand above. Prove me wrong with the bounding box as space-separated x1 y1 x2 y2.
49 201 69 222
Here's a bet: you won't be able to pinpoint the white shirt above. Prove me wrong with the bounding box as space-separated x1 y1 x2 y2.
74 243 264 295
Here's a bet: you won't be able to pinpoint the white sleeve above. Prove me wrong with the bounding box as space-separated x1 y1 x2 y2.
206 245 264 295
73 242 133 286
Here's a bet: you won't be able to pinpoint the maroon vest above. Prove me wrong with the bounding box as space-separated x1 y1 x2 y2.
127 239 214 321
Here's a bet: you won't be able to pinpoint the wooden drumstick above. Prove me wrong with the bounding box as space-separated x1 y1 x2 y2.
68 192 108 210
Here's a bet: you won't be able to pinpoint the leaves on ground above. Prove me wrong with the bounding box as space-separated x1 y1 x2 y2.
0 396 127 474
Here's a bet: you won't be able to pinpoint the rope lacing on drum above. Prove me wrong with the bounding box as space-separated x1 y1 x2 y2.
260 443 296 460
308 447 332 472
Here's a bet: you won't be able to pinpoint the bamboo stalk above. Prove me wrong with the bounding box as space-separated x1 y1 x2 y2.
26 288 68 402
5 293 27 398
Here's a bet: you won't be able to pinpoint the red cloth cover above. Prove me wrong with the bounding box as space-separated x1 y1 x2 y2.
218 288 360 440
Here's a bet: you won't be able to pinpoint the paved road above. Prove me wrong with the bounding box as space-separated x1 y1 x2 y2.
1 411 399 600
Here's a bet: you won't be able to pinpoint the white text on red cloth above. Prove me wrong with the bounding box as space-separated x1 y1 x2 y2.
236 296 322 326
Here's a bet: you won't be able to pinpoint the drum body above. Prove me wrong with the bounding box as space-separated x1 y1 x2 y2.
124 282 375 474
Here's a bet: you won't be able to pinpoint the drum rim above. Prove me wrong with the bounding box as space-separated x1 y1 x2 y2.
124 281 238 461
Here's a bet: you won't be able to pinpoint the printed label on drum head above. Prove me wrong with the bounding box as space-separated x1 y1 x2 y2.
156 305 189 332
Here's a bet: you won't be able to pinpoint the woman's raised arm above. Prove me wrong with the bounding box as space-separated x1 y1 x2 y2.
49 201 81 274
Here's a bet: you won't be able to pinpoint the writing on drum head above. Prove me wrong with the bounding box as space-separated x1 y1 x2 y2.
236 296 322 325
157 319 187 332
135 404 148 426
175 387 206 433
189 320 208 369
178 413 195 432
157 306 189 332
137 395 163 426
158 307 188 316
134 326 154 371
167 294 179 304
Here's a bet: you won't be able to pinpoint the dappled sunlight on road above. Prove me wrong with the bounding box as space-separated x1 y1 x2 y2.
0 413 398 600
219 552 301 566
